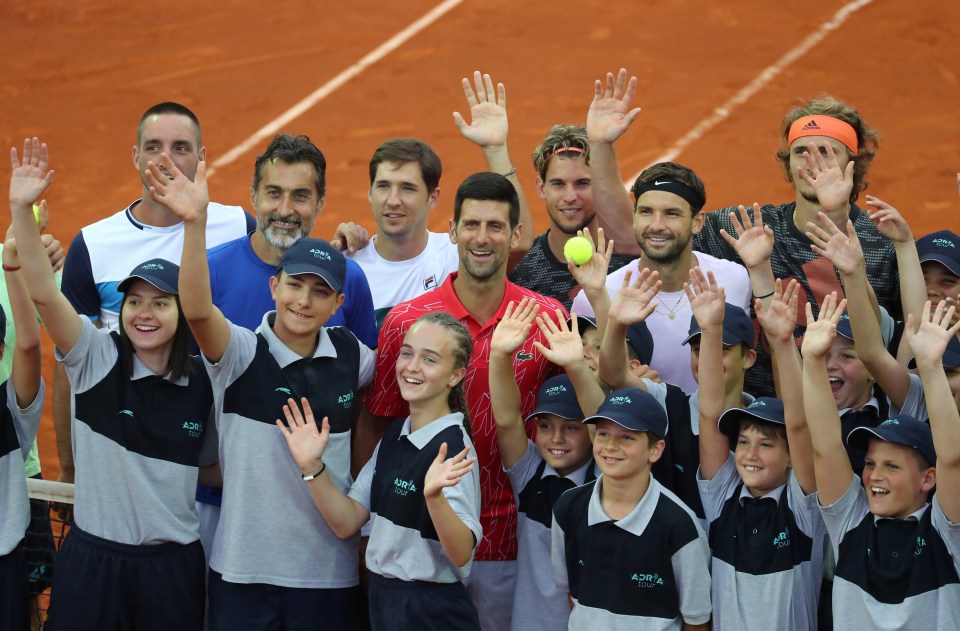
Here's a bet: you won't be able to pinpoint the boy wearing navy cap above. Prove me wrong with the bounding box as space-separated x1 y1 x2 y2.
147 154 375 630
803 294 960 629
551 387 712 630
491 298 600 631
917 230 959 311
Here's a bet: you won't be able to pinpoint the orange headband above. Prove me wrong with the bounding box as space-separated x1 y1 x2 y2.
787 115 859 154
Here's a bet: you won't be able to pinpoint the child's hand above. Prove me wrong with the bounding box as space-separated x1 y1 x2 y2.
533 308 586 368
806 213 864 277
491 298 539 358
145 153 209 223
864 196 912 244
756 278 800 346
684 267 725 330
904 300 960 368
798 141 854 213
719 203 774 270
424 442 476 499
567 226 613 295
607 267 661 326
275 397 328 477
9 138 54 209
801 292 847 359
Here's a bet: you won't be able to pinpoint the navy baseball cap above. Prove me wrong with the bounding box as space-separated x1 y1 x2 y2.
836 312 854 341
523 375 584 422
279 238 346 293
907 334 960 370
916 230 960 275
117 258 180 294
567 314 597 334
847 416 936 467
583 388 668 438
683 303 755 349
717 397 785 438
625 321 654 365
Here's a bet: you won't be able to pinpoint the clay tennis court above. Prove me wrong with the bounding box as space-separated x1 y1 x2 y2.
2 0 959 478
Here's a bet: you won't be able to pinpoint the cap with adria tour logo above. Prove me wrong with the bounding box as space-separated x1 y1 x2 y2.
117 258 180 294
279 238 346 292
717 396 785 438
916 230 960 275
583 388 668 437
523 374 584 422
847 416 936 467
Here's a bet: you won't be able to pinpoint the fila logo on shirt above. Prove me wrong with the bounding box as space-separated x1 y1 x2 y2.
309 248 332 261
630 572 664 589
393 478 418 496
423 275 438 291
182 421 203 438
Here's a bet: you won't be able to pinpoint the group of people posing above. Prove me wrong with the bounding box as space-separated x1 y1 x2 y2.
1 68 958 631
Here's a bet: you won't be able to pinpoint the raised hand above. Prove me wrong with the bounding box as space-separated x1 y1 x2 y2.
806 212 864 277
684 267 725 330
491 298 540 357
275 397 329 476
801 292 847 359
9 137 54 209
719 203 774 270
567 226 613 293
607 267 661 326
904 300 960 367
586 68 642 144
424 442 476 498
533 308 587 368
330 222 370 254
756 278 800 346
864 196 913 243
453 71 508 149
145 153 209 223
798 141 854 213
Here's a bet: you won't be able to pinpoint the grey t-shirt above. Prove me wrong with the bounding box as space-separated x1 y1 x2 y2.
207 316 374 588
0 378 44 555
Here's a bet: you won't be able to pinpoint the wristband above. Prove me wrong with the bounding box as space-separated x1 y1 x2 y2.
501 167 517 178
2 264 21 272
753 290 775 300
302 462 326 481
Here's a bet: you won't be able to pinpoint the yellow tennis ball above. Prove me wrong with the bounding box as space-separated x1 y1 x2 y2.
32 204 41 224
563 236 594 266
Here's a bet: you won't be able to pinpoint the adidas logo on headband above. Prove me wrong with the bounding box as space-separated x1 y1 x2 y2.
801 119 821 131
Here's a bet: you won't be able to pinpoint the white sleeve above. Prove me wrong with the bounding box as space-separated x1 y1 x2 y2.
203 322 257 389
818 474 870 557
569 290 596 318
58 317 119 393
697 453 739 524
356 338 376 389
8 378 44 460
551 513 570 592
931 494 960 576
348 441 380 511
787 470 827 538
504 440 542 497
672 532 713 625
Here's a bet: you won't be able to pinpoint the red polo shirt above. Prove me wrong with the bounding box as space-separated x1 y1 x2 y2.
366 273 567 561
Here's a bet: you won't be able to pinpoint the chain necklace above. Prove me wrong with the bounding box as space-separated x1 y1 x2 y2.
655 294 687 320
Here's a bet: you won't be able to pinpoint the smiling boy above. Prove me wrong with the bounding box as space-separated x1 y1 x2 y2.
551 388 711 630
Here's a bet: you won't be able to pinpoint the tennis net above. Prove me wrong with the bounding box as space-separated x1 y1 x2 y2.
25 478 73 631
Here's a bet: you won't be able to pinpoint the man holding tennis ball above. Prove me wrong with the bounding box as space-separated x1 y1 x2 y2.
563 235 594 266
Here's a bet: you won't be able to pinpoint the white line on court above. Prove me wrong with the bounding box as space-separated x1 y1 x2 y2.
207 0 465 177
624 0 875 187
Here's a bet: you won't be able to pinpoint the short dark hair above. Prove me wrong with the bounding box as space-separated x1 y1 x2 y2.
776 95 879 203
738 418 788 446
631 162 707 215
253 134 327 198
137 102 202 147
453 172 520 227
369 138 442 192
118 294 193 381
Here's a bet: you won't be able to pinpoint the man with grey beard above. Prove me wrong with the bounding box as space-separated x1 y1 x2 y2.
207 133 377 347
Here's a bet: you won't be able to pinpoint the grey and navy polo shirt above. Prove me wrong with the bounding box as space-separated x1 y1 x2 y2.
505 441 596 631
348 413 481 583
551 474 712 630
0 379 44 555
60 317 216 545
820 477 960 629
207 314 374 588
698 456 826 630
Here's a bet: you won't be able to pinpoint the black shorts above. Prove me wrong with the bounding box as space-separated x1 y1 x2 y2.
368 573 480 631
208 569 359 631
0 538 29 631
24 473 56 595
45 525 205 631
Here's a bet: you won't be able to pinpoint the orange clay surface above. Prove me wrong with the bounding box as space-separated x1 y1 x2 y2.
2 0 958 478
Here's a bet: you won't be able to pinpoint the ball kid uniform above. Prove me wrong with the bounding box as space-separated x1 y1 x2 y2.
505 440 595 631
551 474 712 630
46 318 216 631
0 379 44 631
206 314 374 631
348 413 482 630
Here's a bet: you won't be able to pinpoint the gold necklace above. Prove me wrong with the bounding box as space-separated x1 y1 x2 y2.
655 293 686 320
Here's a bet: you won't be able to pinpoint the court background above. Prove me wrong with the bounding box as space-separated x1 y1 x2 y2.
1 0 958 477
